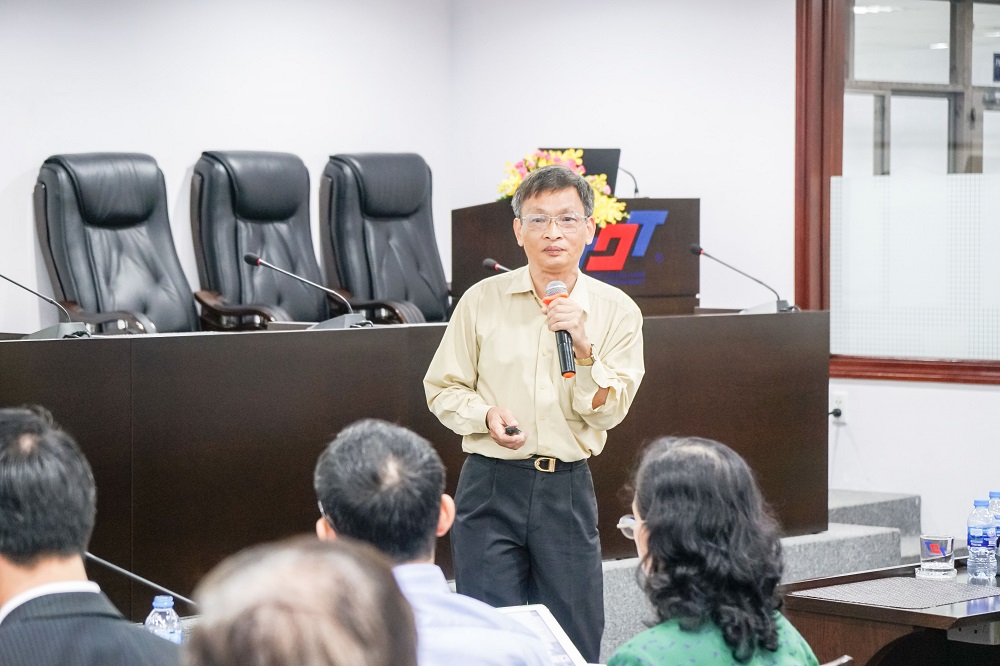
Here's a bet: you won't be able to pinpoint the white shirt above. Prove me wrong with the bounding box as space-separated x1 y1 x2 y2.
0 581 100 627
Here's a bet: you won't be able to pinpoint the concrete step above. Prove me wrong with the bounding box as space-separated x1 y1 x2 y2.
781 523 901 583
828 489 921 536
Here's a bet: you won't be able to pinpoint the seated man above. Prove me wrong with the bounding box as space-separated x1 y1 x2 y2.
314 419 550 666
186 536 417 666
0 406 179 666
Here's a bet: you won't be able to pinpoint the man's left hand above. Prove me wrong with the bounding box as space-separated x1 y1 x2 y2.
542 296 591 359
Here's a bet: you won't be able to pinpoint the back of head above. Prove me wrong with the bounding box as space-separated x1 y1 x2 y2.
186 536 416 666
314 419 444 563
0 406 96 565
634 437 783 663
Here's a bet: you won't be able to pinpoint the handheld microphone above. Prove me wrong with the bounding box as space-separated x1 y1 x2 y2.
85 552 198 610
243 253 368 328
543 281 576 379
482 258 511 273
0 271 91 339
689 244 791 313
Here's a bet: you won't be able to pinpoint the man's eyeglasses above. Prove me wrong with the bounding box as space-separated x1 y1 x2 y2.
617 514 642 540
520 213 588 231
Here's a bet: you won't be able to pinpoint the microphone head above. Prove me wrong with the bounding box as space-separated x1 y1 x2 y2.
243 253 261 266
545 280 568 298
689 243 703 256
482 258 498 270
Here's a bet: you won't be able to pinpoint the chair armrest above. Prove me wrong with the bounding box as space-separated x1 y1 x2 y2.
326 294 426 325
195 290 288 331
62 301 156 334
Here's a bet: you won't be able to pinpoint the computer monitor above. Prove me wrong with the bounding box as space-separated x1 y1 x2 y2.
540 148 621 195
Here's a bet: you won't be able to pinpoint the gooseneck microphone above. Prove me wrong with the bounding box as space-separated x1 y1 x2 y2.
689 244 791 312
0 271 73 322
543 281 576 379
618 167 640 197
482 258 511 273
0 270 91 339
85 552 198 610
243 253 354 315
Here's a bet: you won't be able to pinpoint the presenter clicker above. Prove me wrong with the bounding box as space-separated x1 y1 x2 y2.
423 165 645 663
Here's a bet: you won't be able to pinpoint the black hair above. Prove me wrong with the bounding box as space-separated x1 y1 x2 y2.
511 165 595 218
0 405 96 564
633 437 783 663
313 419 444 563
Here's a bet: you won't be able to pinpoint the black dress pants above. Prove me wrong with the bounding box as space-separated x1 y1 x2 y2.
451 453 604 663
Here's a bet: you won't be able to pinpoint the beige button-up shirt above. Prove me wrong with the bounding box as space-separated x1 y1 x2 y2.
423 266 645 462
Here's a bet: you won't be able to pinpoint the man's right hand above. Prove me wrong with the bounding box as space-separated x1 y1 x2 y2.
486 406 527 451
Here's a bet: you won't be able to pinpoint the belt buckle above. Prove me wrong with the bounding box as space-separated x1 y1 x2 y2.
533 456 557 473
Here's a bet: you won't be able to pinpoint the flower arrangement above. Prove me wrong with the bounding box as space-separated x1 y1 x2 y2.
497 149 628 227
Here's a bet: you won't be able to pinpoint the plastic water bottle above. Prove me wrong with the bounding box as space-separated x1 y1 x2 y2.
144 595 183 644
967 499 997 582
990 491 1000 577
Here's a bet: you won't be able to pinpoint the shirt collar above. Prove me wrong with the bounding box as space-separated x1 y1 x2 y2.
504 266 592 314
0 580 100 627
392 562 450 594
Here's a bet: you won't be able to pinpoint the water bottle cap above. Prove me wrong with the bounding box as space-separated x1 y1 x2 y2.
990 491 1000 499
974 499 989 507
152 595 174 609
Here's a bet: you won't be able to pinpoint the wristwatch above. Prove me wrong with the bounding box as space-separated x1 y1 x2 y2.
575 345 595 366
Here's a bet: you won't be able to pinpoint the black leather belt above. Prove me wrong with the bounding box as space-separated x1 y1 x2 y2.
476 453 588 473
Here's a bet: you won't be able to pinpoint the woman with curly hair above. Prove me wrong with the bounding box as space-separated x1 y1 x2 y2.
608 437 818 665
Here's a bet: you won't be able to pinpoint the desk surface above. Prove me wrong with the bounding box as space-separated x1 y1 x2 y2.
783 561 1000 664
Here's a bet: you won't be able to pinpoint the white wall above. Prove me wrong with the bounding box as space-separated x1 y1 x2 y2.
0 0 797 334
449 0 797 310
0 0 452 332
830 378 1000 543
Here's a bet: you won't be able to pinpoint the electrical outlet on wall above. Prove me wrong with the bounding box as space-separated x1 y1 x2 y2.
830 390 847 424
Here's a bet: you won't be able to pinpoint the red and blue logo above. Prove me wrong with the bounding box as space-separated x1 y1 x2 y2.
580 210 668 283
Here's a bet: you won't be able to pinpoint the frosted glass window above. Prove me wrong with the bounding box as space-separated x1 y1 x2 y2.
972 4 1000 87
853 1 950 84
983 110 1000 174
890 97 948 175
843 93 875 177
831 175 1000 360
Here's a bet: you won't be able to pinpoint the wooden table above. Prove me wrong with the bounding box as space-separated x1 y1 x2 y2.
783 560 1000 665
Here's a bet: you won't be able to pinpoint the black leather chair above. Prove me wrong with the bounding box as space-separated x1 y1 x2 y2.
192 151 419 329
34 153 198 334
320 153 450 322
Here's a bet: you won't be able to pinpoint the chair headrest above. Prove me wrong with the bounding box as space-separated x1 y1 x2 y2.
337 153 429 218
46 153 160 228
203 151 308 221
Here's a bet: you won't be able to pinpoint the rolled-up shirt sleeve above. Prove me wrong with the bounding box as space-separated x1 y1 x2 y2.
571 307 645 431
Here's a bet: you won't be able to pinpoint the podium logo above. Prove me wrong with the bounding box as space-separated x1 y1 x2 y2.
581 210 668 272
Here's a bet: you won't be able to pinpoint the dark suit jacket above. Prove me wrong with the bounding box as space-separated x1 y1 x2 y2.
0 591 180 666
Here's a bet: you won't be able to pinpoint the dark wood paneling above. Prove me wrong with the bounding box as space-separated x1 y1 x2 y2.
596 311 830 561
0 337 133 617
0 312 828 620
831 355 1000 385
128 328 413 617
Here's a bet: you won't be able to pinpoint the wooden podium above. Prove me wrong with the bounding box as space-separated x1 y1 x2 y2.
452 198 700 315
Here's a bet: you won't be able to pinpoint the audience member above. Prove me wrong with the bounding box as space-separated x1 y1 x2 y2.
609 437 819 666
0 405 179 666
184 536 416 666
314 419 550 666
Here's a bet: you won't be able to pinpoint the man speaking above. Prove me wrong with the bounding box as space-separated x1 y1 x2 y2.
424 165 645 662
